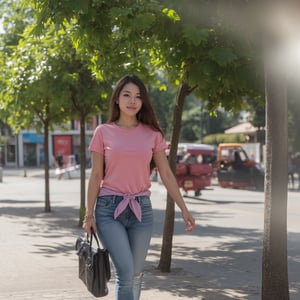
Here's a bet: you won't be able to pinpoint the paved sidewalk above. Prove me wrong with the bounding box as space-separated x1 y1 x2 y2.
0 168 299 300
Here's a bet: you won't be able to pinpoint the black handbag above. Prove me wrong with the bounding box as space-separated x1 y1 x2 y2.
75 230 111 297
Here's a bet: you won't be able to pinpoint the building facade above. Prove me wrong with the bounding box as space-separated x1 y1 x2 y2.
0 118 100 168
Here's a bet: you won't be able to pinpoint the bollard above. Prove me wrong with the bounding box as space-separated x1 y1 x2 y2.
0 167 3 183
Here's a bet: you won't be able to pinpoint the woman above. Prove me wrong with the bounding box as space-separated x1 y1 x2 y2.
83 75 196 300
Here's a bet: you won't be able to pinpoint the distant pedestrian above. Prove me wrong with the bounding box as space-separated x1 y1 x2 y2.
55 155 64 180
288 153 295 189
292 152 300 189
82 75 196 300
232 151 245 170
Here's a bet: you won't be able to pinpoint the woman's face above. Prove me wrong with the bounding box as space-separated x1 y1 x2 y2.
118 83 143 118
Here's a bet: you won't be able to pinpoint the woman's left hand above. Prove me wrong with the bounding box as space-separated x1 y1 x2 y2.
182 210 196 232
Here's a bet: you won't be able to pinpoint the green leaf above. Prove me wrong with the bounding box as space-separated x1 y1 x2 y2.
182 25 210 47
110 7 133 18
162 8 180 22
208 48 237 67
130 13 156 30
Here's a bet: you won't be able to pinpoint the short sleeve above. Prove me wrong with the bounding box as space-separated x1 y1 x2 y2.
89 125 104 154
153 131 168 153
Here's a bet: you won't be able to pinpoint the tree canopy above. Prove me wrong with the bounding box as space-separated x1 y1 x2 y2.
1 1 299 298
1 0 266 270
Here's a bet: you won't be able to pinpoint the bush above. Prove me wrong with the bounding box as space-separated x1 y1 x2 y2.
203 133 246 145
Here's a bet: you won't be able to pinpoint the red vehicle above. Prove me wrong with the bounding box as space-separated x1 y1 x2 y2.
161 143 216 196
215 143 264 190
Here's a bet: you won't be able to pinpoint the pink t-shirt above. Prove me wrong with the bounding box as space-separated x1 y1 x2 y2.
89 122 168 194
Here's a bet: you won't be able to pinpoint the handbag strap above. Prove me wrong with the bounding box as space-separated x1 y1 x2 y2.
87 228 101 249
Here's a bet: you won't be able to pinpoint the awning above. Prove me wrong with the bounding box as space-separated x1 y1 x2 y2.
224 122 257 134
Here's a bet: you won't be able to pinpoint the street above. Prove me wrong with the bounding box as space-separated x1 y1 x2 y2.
0 171 299 299
151 180 300 296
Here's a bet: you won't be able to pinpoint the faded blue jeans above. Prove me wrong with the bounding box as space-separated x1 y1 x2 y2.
95 195 153 300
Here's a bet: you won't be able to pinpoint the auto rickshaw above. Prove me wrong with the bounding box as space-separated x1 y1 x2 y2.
174 143 216 196
156 143 216 196
215 143 264 191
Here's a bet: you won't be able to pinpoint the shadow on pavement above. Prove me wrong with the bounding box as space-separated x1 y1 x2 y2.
145 221 263 299
1 187 299 300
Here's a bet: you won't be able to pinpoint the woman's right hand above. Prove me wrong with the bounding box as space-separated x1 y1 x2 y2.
82 215 97 234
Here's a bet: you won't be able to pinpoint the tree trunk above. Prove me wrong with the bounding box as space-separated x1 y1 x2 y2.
262 44 289 299
44 115 51 212
158 82 191 272
79 114 87 226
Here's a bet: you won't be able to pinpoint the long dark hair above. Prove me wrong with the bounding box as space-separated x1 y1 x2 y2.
107 75 164 136
107 75 164 171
